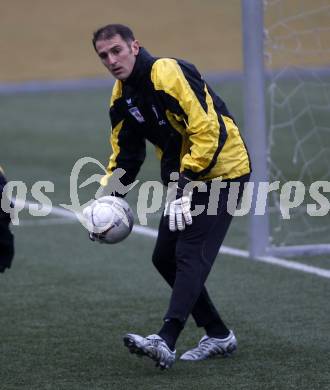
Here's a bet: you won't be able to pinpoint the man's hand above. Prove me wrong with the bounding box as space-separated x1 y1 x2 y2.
168 195 192 231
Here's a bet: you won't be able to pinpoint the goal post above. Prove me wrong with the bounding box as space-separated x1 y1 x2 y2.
241 0 330 258
241 0 269 258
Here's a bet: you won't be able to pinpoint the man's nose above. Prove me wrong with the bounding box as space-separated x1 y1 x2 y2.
107 54 116 65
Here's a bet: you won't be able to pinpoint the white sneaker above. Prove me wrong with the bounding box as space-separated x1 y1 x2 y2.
180 330 237 361
123 333 176 370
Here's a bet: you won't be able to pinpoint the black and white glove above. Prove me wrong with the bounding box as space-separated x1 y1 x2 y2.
166 174 193 232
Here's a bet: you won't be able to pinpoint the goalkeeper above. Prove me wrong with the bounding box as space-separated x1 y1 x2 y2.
91 24 251 369
0 167 14 273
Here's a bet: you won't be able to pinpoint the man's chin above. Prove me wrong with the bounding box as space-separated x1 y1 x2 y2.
111 71 127 81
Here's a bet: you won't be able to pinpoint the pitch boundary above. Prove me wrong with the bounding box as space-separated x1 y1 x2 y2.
1 67 330 95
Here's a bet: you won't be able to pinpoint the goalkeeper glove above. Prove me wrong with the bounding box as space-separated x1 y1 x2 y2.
166 174 193 232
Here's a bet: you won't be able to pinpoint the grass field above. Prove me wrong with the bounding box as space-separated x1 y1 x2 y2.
1 83 330 389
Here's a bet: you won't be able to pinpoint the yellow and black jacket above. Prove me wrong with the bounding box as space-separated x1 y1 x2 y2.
103 48 251 187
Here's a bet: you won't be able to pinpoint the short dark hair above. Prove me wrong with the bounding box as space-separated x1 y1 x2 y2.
92 24 135 50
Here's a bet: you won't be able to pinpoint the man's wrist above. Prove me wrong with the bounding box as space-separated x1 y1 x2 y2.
177 174 193 198
177 174 192 190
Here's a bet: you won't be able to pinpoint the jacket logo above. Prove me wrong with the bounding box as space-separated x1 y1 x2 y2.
128 107 145 123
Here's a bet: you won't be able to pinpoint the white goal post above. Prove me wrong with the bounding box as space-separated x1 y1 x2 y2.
241 0 330 258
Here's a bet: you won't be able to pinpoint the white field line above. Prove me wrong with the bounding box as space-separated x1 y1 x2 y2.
18 218 77 227
17 200 330 280
131 225 330 279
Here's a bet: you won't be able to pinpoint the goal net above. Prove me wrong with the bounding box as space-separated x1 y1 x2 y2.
263 0 330 256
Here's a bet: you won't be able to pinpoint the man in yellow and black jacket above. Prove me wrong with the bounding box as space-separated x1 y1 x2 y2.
92 24 251 369
0 167 14 273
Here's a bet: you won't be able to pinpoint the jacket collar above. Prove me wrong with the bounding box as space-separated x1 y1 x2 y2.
124 47 155 87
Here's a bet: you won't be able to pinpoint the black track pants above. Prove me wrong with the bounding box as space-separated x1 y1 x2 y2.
152 174 250 326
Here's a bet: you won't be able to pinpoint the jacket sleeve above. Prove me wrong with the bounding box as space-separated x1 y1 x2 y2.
0 169 15 273
101 81 146 189
151 59 226 180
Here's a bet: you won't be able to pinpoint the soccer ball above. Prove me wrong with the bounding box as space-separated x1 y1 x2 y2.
83 196 134 244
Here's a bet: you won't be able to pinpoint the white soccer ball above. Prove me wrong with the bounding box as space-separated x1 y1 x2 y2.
83 196 134 244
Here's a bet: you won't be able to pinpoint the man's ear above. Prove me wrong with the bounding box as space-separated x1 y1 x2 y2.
131 40 140 55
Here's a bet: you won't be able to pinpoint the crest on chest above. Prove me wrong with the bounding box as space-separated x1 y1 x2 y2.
128 106 145 123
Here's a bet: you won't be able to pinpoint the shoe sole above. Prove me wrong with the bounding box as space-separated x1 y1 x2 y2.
123 335 172 370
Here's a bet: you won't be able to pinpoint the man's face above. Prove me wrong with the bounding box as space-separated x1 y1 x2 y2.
95 34 139 80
